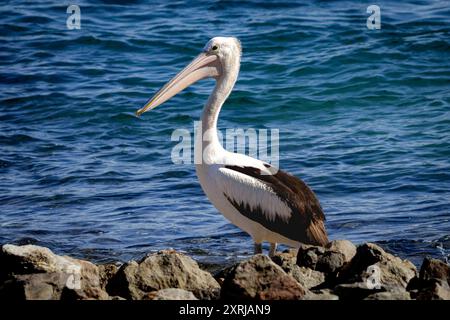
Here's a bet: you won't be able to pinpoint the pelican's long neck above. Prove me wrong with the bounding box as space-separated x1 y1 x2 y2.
199 59 240 152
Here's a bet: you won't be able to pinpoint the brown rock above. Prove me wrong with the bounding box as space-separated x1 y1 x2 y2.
296 243 348 275
146 288 198 300
0 273 62 300
271 250 325 289
304 289 339 300
365 291 411 300
106 249 220 300
337 243 417 292
290 266 325 290
0 244 108 300
271 250 297 272
221 254 305 300
98 264 118 290
316 251 345 274
419 257 450 286
326 240 357 263
296 244 325 269
416 281 450 300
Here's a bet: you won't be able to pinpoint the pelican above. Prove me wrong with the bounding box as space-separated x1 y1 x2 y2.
136 37 328 256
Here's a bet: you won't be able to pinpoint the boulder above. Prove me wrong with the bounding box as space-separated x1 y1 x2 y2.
296 243 348 274
0 273 62 300
106 249 220 300
271 250 325 289
146 288 198 300
0 244 108 300
221 254 305 300
271 250 297 272
416 281 450 300
419 257 450 286
296 245 325 269
316 251 345 274
325 240 357 263
337 243 417 292
290 267 325 290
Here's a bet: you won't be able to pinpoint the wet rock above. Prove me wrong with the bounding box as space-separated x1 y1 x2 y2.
221 254 305 300
325 240 357 264
146 288 198 300
0 244 108 300
365 291 411 300
106 249 220 300
337 243 417 292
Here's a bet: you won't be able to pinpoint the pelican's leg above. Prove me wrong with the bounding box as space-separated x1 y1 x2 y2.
269 243 277 257
254 242 262 255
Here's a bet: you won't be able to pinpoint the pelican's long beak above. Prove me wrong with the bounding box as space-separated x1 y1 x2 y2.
136 52 221 116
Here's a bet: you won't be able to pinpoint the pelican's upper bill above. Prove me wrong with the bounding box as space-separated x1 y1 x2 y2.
136 37 241 117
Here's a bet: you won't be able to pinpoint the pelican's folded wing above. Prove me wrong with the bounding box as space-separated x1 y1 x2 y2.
217 164 328 246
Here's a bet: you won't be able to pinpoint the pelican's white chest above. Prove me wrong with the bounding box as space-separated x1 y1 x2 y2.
195 162 251 232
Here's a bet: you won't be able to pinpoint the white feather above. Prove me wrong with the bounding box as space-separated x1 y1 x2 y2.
216 167 292 223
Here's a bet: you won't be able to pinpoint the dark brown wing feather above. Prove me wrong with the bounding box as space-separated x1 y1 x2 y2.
224 165 329 246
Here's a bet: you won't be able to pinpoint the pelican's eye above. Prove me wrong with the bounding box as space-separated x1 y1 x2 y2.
211 45 218 51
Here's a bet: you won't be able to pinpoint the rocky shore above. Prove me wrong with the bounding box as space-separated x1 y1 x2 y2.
1 241 449 300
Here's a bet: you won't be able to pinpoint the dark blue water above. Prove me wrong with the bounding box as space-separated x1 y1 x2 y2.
1 0 449 268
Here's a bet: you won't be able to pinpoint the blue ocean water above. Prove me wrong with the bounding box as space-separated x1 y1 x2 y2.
1 0 449 268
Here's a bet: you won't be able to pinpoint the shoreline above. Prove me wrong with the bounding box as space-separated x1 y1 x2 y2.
1 240 449 300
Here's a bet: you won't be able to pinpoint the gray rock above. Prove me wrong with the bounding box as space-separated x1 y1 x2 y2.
419 257 450 286
334 282 382 300
365 291 411 300
0 273 62 300
337 243 417 292
316 251 345 274
296 243 347 275
416 280 450 300
271 250 325 289
221 254 305 300
326 240 357 264
290 266 325 290
271 250 297 272
296 244 325 270
0 244 108 300
106 249 220 300
147 288 198 300
304 289 339 300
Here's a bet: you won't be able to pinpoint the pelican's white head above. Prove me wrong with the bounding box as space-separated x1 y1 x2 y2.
203 36 241 72
136 37 241 116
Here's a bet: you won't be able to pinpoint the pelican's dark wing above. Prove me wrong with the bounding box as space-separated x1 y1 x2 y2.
218 164 328 246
